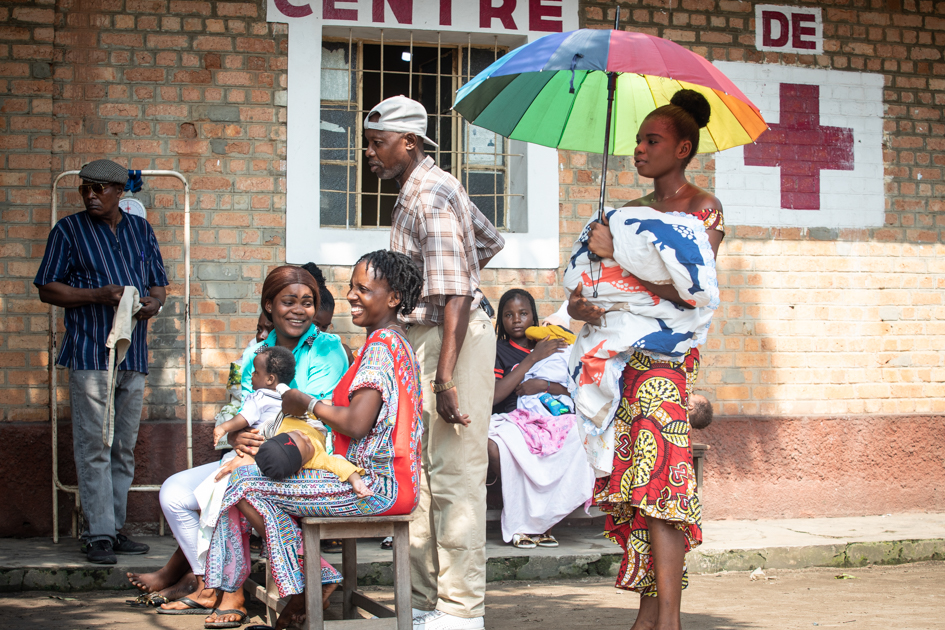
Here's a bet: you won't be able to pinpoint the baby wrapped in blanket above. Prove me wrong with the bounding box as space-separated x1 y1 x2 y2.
563 206 719 474
515 325 575 417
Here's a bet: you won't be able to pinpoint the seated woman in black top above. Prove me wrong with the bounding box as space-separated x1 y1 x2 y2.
488 289 596 550
491 289 568 415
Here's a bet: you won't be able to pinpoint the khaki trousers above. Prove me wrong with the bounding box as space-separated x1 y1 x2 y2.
408 308 496 618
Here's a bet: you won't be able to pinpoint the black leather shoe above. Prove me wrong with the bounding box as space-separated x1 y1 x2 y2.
114 533 149 555
87 540 117 564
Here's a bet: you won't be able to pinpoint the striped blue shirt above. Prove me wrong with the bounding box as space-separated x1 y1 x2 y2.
34 211 169 373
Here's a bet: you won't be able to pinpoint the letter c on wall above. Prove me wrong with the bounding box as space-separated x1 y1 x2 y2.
275 0 314 18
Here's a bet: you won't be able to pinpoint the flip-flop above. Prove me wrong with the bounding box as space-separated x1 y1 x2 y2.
536 533 559 548
205 609 248 628
512 533 537 549
156 597 216 615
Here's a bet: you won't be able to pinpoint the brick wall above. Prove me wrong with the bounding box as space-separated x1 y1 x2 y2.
572 0 945 519
0 0 943 535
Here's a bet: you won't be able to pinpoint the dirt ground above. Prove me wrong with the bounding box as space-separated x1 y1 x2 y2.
0 562 942 630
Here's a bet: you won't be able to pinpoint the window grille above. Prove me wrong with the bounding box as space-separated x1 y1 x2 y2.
319 32 522 230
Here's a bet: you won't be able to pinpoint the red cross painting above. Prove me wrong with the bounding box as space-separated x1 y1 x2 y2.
743 83 854 211
714 63 883 229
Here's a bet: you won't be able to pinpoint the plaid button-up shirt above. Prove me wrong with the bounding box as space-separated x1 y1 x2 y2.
390 156 505 326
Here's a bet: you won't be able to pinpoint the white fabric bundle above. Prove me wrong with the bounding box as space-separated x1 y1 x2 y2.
488 413 595 542
563 206 719 455
516 349 574 416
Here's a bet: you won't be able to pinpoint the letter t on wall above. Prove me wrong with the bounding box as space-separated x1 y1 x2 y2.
480 0 517 29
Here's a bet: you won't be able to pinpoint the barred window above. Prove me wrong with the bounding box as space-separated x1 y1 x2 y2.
319 33 525 231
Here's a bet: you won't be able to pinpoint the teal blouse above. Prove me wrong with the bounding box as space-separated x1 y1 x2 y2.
240 323 349 404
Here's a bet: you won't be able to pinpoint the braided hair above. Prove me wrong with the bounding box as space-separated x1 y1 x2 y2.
301 262 335 315
355 250 423 316
645 88 711 167
495 288 538 342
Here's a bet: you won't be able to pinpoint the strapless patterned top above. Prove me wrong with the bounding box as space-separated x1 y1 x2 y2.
692 207 724 233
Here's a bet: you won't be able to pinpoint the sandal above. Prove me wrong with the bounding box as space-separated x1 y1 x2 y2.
536 533 559 548
125 592 169 608
511 533 537 549
157 597 216 615
205 609 248 628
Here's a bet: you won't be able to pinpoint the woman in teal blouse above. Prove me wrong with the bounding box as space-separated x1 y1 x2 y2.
129 266 348 616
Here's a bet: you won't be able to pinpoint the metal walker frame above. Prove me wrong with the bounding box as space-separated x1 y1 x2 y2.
49 170 194 543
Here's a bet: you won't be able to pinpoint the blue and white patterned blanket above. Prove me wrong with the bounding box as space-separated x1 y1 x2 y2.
563 206 720 435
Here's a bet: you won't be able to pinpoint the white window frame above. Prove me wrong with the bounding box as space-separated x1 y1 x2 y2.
277 18 568 269
317 34 523 233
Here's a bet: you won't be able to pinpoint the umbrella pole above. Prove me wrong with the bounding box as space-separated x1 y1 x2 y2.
587 8 621 295
593 5 621 230
588 70 618 279
596 71 618 224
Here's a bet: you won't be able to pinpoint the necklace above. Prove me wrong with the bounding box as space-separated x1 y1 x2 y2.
654 182 687 203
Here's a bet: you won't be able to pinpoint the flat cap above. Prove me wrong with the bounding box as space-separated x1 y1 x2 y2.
78 159 129 186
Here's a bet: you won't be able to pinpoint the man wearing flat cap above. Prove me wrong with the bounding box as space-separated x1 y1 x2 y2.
35 159 168 564
364 96 505 630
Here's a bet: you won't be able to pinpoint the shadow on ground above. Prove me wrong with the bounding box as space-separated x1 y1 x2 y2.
477 577 752 630
2 562 943 630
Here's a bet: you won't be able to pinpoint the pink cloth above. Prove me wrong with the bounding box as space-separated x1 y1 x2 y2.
505 409 575 457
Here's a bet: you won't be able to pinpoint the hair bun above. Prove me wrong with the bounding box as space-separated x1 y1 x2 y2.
670 89 711 128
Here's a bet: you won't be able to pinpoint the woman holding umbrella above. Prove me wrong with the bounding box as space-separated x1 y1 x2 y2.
568 89 722 630
453 19 762 628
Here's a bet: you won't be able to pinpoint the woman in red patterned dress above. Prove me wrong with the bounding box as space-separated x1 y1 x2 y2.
568 90 724 630
203 250 424 629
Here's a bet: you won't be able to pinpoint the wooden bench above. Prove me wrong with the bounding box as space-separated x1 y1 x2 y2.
692 443 709 495
246 514 412 630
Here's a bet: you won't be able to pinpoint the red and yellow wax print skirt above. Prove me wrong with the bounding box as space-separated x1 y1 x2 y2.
593 349 702 596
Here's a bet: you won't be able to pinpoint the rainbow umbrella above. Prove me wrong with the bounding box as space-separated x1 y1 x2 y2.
454 17 766 259
453 28 766 156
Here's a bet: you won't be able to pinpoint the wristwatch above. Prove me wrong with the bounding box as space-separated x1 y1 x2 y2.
431 379 455 394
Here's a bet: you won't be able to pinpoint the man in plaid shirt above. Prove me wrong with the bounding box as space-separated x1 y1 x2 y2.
365 96 504 630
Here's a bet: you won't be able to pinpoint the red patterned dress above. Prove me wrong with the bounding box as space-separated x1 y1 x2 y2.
593 207 723 596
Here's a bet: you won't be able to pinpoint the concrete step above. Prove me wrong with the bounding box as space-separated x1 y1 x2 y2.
1 513 943 592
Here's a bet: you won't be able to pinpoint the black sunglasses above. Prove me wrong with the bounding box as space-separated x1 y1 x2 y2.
78 183 114 195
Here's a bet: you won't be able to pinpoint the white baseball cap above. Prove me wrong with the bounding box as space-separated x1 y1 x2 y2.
364 95 438 148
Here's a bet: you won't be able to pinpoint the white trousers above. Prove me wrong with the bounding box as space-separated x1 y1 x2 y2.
159 461 219 575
